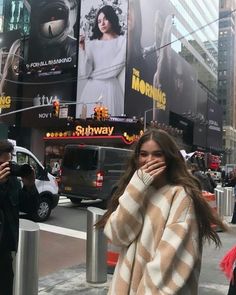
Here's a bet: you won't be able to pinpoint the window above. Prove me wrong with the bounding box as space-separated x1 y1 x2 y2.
63 148 98 171
220 0 225 8
104 149 131 171
16 152 41 178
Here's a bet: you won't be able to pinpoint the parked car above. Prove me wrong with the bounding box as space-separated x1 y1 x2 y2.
59 144 132 207
13 144 59 221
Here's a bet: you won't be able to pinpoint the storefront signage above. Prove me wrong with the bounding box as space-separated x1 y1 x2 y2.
0 95 11 108
75 125 114 136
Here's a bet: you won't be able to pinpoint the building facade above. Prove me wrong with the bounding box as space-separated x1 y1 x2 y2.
0 0 223 170
171 0 218 96
218 0 236 164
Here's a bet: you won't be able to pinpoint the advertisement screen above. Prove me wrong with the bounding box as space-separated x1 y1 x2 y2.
26 0 78 76
20 0 79 127
193 85 208 148
206 99 223 151
124 0 197 124
76 0 128 119
0 30 21 124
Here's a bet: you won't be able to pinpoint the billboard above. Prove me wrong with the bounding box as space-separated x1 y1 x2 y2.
193 85 208 148
206 99 223 151
20 0 80 127
124 0 197 124
76 0 128 119
26 0 78 76
0 30 21 124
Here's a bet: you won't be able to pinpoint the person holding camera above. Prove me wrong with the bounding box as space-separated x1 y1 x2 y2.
0 139 39 295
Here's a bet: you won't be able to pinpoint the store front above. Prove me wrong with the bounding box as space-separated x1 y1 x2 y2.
43 118 143 175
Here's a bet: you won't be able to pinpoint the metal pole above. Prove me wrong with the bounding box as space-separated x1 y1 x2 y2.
144 108 153 131
223 187 234 216
144 113 147 131
14 219 40 295
0 100 100 117
86 207 107 285
215 188 224 217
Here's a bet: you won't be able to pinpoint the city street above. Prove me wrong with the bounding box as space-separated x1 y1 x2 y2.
35 197 236 294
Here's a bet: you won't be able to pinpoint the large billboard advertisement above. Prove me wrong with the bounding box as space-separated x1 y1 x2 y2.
26 0 78 76
76 0 128 119
193 85 208 148
19 0 80 127
206 99 223 151
124 0 197 124
0 30 21 124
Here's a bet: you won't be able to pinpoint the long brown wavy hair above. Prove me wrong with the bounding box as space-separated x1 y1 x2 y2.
97 129 226 248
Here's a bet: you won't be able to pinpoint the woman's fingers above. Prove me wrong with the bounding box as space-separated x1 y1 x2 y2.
150 165 166 177
143 160 165 173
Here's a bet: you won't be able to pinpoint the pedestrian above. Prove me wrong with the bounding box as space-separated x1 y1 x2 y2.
189 163 214 193
227 172 236 224
206 170 217 193
220 245 236 295
231 193 236 224
0 139 39 295
97 129 226 294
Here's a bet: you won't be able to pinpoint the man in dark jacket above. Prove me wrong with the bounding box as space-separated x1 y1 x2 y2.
0 140 39 295
189 163 213 192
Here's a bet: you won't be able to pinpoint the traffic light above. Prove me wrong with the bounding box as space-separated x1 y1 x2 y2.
103 107 109 120
94 105 109 120
100 107 104 120
52 100 60 117
94 106 101 120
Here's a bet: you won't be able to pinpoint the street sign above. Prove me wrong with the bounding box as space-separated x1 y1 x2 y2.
59 106 68 119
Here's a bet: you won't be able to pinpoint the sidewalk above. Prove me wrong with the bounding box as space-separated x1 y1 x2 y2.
39 264 111 294
38 220 236 295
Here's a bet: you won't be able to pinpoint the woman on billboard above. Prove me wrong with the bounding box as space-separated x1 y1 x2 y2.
76 5 126 118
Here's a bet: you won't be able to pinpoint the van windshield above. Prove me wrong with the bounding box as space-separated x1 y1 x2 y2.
63 148 98 171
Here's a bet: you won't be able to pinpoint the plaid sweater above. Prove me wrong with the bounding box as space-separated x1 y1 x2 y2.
104 171 201 295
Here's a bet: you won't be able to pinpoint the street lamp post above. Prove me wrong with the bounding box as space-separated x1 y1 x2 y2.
144 108 155 130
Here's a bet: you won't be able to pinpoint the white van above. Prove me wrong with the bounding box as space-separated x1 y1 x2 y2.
13 144 59 221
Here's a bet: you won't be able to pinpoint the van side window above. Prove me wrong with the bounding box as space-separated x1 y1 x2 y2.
104 150 130 171
16 152 41 178
63 148 98 171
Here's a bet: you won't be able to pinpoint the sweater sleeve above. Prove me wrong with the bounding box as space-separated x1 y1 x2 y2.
137 188 200 294
78 41 93 78
104 170 153 247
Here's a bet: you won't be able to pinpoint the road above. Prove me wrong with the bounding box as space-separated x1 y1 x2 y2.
36 196 235 294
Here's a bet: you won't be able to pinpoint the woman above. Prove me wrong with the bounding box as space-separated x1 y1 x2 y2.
76 5 126 118
98 129 226 294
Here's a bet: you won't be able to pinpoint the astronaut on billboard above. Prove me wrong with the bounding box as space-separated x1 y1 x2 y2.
26 0 79 76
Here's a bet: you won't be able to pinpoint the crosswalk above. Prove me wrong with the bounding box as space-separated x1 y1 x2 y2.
199 283 228 294
58 196 103 207
38 223 86 240
58 196 71 205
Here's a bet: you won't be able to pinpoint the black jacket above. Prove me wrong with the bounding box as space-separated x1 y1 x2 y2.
0 176 39 251
193 171 214 193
